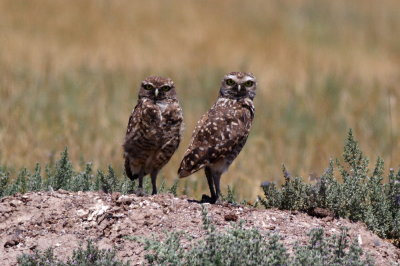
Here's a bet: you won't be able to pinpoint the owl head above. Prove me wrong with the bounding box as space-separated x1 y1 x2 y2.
219 72 257 100
139 76 176 101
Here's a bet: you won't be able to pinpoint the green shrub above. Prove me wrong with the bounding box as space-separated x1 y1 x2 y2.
293 227 374 266
98 166 118 194
138 206 374 265
18 247 59 266
6 168 28 195
69 162 93 192
17 240 129 266
260 129 400 240
0 148 173 197
168 180 179 197
221 185 238 204
0 168 10 197
52 147 74 190
118 176 135 195
28 163 42 192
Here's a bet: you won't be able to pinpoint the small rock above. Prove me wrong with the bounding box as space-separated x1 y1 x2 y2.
358 234 363 245
151 203 160 208
112 192 121 201
373 239 381 247
4 237 22 248
307 207 334 219
63 220 74 228
113 213 125 218
322 216 334 222
88 204 109 221
0 206 13 213
77 209 89 219
116 196 132 206
110 206 122 212
9 200 22 208
224 213 238 222
21 195 32 203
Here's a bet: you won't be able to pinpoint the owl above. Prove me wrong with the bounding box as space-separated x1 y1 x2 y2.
123 76 184 195
178 72 256 203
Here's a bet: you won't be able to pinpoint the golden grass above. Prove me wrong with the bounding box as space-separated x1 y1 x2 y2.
0 0 399 200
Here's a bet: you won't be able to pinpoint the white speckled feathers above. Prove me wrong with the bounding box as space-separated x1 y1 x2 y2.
178 97 254 177
123 77 183 177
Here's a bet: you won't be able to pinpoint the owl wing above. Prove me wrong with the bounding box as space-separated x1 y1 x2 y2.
178 99 254 177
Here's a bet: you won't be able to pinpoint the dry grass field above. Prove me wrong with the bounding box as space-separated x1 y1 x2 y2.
0 0 399 200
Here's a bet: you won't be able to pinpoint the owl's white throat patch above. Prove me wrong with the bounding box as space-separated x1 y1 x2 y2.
156 102 168 112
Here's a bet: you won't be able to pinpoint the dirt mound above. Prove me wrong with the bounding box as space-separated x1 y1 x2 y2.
0 191 399 265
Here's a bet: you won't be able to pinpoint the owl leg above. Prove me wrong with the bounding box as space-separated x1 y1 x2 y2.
150 170 158 195
138 173 144 190
202 167 217 203
212 173 222 203
135 168 146 196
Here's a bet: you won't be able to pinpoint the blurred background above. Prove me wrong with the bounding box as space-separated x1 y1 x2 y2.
0 0 399 200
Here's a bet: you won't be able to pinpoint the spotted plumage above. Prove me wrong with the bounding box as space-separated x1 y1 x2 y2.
124 76 184 195
178 72 256 203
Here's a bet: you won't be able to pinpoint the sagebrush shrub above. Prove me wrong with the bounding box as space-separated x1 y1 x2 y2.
18 240 129 266
138 206 374 266
7 168 28 195
28 163 42 192
0 147 179 197
0 167 10 197
52 147 74 190
260 129 400 240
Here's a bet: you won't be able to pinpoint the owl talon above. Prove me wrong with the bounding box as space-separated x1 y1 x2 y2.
201 194 218 204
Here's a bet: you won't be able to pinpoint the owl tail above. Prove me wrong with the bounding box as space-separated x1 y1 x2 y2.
178 167 191 178
125 158 138 180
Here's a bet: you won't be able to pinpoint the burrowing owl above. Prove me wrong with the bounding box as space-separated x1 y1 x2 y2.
178 72 256 203
123 76 184 195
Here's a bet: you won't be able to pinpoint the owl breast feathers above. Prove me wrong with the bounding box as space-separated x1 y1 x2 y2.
124 98 183 175
178 97 254 177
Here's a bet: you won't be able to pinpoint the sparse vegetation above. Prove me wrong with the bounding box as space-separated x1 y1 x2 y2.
3 131 396 264
17 240 129 266
260 130 400 242
16 205 376 266
0 147 178 197
134 206 374 265
1 130 399 247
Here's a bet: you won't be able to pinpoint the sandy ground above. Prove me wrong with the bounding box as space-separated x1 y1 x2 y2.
0 191 399 265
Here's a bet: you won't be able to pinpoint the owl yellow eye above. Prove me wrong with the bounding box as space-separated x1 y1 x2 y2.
244 80 254 87
226 79 235 86
161 86 171 92
144 84 154 90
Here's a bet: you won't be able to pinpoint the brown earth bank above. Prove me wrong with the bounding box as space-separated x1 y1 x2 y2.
0 191 399 265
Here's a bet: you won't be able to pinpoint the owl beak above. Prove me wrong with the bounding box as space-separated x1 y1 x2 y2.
237 85 242 91
155 88 159 97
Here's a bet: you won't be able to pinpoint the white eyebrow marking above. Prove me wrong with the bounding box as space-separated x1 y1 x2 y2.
242 77 255 83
